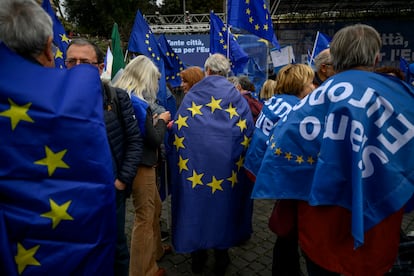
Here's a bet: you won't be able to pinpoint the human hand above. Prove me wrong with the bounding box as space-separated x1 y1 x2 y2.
167 120 174 129
114 179 126 190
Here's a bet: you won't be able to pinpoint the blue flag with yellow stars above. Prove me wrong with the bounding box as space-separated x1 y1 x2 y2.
227 0 280 49
158 34 185 88
210 11 249 75
253 70 414 248
170 75 255 253
244 94 300 177
0 43 116 275
41 0 70 69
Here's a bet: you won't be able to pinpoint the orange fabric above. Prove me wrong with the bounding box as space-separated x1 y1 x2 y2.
298 202 403 276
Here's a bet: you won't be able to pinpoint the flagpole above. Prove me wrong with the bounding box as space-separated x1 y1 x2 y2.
225 0 230 64
309 31 320 66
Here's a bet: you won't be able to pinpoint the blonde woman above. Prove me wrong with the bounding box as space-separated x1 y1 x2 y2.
114 55 171 276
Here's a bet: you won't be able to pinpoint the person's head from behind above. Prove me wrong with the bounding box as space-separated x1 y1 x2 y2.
66 38 105 74
314 48 335 81
330 24 381 73
114 55 160 103
238 76 255 92
180 66 204 93
204 53 230 77
0 0 54 67
260 79 277 101
275 64 315 99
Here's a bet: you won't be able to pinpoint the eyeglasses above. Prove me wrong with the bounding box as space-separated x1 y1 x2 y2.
64 59 99 67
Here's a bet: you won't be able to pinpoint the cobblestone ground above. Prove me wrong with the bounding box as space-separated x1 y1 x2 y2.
125 198 414 276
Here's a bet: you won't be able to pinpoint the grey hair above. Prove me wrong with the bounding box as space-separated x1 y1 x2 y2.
0 0 53 59
204 53 230 76
330 24 381 72
113 55 160 103
227 76 239 87
314 49 332 72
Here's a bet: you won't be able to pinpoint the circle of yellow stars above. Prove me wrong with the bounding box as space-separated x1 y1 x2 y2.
174 96 251 194
268 134 317 165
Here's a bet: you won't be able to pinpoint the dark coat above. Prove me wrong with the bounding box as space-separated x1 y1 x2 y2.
103 85 143 196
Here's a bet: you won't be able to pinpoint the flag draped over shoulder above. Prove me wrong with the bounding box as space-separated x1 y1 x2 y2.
244 94 300 177
308 31 331 66
41 0 70 68
227 0 279 49
253 70 414 248
0 43 116 275
158 35 185 88
170 76 255 253
111 23 125 80
210 11 248 75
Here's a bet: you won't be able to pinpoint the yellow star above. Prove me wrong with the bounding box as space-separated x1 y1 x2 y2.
145 39 149 45
295 155 304 164
227 170 238 188
206 96 222 113
225 103 239 119
284 152 293 161
245 0 250 4
187 102 203 117
173 135 185 151
0 98 34 130
60 33 70 44
175 114 189 130
236 156 244 170
178 155 189 173
223 44 228 50
207 176 224 194
15 243 41 274
220 39 225 44
270 142 276 149
41 198 74 229
255 24 260 31
275 148 282 155
246 8 251 15
34 146 69 176
55 48 63 59
241 135 251 148
187 170 204 188
236 119 247 132
307 156 316 165
263 24 269 31
249 17 254 24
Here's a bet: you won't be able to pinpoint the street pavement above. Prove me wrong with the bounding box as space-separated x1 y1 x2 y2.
125 197 414 276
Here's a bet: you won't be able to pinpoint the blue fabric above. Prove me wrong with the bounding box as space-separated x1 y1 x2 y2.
158 34 185 88
131 95 149 138
227 0 280 49
209 11 249 75
170 76 255 253
253 70 414 248
41 0 69 69
245 94 300 177
308 32 332 66
0 43 116 275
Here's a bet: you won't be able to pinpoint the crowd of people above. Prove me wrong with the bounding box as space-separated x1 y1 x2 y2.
2 0 414 276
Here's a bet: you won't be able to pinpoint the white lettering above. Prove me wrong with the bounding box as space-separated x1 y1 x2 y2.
377 113 414 154
299 116 321 140
323 113 348 140
366 96 393 128
358 145 389 178
327 82 353 102
350 120 367 152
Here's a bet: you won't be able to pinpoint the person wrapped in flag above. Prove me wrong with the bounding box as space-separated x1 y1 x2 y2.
244 64 315 276
0 0 117 274
253 24 414 275
170 53 255 275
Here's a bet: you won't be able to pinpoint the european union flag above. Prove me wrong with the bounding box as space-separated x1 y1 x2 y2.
128 10 162 68
158 34 185 88
0 43 116 275
41 0 70 68
253 70 414 248
210 11 249 75
170 76 255 252
308 31 332 66
228 0 280 49
244 94 300 177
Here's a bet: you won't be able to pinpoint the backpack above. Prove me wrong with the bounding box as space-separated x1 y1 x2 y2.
103 82 122 121
243 93 263 123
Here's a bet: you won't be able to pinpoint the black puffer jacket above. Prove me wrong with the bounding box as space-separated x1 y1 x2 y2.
103 85 143 196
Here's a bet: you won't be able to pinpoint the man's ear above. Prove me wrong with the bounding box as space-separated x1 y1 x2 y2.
37 36 55 67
